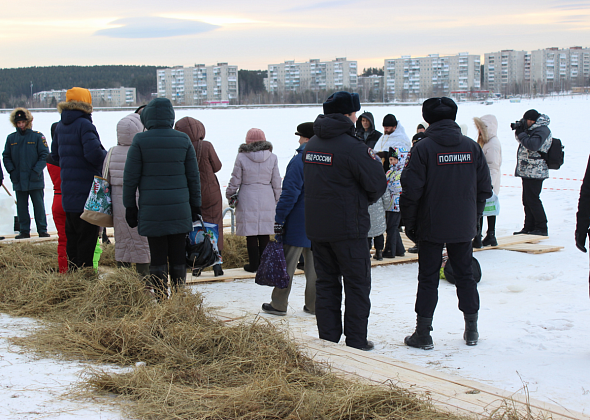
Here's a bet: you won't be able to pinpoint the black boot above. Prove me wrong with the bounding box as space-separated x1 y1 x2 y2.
482 232 498 247
169 264 187 292
404 316 434 350
149 264 169 302
464 312 479 346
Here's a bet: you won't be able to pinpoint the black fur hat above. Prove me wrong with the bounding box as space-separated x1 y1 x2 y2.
323 91 361 115
422 97 458 124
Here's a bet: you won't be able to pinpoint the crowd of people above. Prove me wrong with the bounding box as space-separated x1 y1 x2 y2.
2 86 566 351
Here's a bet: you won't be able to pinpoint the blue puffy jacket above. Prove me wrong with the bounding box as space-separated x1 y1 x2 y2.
51 101 106 213
275 143 310 248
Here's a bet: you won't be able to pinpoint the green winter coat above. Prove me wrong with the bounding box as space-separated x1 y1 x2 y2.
3 128 49 191
123 98 201 237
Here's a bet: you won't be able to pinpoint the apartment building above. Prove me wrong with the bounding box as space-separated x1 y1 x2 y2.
33 87 136 107
157 63 238 105
484 50 527 94
384 53 480 101
265 58 357 94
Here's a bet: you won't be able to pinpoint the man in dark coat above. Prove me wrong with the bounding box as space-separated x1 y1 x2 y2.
262 122 317 316
303 91 387 351
3 107 49 239
355 111 382 149
51 87 106 270
123 97 201 299
400 97 492 350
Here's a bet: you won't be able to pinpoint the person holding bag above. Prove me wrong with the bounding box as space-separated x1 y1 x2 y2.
123 98 201 300
106 113 150 278
473 114 502 247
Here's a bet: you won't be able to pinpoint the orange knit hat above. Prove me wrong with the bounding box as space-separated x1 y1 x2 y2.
66 87 92 104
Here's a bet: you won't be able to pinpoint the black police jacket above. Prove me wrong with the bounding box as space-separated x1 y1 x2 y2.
400 119 492 243
303 113 387 242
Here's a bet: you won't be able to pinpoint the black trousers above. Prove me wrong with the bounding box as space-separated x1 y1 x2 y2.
416 240 479 318
311 238 371 349
384 211 405 255
65 212 100 270
521 178 547 231
147 233 187 267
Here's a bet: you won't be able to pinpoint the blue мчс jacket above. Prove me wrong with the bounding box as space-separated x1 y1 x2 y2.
275 143 310 248
51 100 106 213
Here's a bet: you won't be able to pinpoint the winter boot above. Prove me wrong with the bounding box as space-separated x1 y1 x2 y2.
169 264 187 292
482 232 498 247
463 312 479 346
404 316 434 350
149 264 169 302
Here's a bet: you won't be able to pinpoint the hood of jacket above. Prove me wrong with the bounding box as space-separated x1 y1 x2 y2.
355 111 375 132
473 114 498 144
117 113 143 146
313 113 355 140
530 114 550 130
238 140 273 163
9 107 33 130
424 119 463 147
140 98 175 130
174 116 206 145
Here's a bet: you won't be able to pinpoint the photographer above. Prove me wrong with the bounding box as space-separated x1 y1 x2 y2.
512 109 552 236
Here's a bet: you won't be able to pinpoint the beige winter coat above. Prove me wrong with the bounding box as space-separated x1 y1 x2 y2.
474 115 502 194
106 113 150 263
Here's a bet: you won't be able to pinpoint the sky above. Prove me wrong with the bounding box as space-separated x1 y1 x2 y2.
1 1 590 71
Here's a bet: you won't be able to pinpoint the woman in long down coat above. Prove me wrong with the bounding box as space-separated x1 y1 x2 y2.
474 114 502 246
226 128 281 272
174 117 224 276
106 113 151 276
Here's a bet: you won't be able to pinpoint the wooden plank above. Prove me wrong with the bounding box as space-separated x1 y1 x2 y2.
292 333 588 420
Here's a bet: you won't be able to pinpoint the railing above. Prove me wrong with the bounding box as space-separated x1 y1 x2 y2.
222 207 235 235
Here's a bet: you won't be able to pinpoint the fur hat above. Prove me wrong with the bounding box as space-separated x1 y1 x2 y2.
523 109 540 122
9 107 33 129
383 114 397 127
295 122 314 139
245 128 266 144
422 97 458 124
66 87 92 105
388 147 398 159
323 91 361 115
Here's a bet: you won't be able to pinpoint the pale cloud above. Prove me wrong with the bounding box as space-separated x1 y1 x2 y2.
95 16 219 39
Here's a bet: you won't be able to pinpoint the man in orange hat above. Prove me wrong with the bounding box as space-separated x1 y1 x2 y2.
50 87 106 270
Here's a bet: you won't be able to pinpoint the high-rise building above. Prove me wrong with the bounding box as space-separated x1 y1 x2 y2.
157 63 238 105
264 58 357 94
383 53 480 101
33 87 136 107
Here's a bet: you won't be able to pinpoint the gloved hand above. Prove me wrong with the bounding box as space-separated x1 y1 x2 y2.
575 229 589 253
126 207 138 228
515 118 527 136
274 223 284 235
405 226 417 243
191 206 202 222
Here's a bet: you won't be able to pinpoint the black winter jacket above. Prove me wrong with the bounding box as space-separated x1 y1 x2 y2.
123 98 201 237
400 119 492 243
355 111 382 149
303 113 387 242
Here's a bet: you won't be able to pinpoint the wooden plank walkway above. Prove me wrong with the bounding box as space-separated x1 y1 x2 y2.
188 234 560 284
211 310 586 420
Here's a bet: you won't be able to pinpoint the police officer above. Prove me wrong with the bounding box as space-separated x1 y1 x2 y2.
400 97 492 350
303 91 387 351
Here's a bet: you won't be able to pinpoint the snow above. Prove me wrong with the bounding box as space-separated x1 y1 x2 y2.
1 96 590 417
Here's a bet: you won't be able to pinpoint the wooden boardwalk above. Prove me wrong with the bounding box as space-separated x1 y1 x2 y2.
188 234 562 285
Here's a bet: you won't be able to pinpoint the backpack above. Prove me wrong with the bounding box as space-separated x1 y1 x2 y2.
540 137 564 170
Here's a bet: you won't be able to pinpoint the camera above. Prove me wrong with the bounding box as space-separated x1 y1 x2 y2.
510 120 525 131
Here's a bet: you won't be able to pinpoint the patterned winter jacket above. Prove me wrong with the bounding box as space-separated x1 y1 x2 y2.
515 115 552 180
384 156 405 212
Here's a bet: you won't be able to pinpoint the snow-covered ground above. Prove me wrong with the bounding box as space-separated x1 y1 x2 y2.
1 96 589 418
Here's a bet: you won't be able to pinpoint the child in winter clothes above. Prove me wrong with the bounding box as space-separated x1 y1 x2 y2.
383 147 405 258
